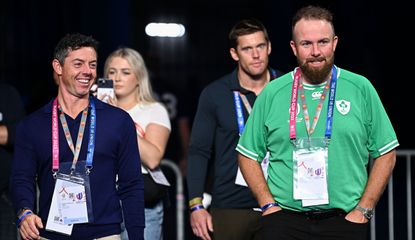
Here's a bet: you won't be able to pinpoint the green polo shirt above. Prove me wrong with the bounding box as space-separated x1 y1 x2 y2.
236 66 399 212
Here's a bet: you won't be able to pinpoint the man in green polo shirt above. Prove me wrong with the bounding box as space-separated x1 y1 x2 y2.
236 5 398 240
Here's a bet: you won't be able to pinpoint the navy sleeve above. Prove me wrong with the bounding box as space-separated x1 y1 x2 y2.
117 114 145 240
10 118 38 213
187 87 216 200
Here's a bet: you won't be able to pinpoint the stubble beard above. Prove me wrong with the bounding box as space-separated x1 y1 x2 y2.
243 63 268 81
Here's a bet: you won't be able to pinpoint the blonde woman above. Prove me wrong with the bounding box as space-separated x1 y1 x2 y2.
104 47 171 240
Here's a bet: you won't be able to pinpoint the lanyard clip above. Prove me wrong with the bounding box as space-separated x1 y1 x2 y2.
290 138 297 146
52 170 58 179
324 137 331 147
85 166 92 175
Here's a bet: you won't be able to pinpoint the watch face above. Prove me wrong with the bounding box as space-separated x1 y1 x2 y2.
365 209 374 219
356 205 373 220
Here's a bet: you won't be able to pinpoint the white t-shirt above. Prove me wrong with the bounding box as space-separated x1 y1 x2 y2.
127 102 171 173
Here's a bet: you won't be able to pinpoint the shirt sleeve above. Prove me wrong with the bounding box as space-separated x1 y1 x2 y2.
150 103 171 131
364 81 399 158
117 115 145 239
10 119 38 213
187 88 216 199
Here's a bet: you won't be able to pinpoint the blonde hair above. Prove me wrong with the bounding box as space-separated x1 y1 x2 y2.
104 47 156 104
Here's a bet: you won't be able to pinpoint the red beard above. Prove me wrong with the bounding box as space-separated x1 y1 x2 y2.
298 56 334 84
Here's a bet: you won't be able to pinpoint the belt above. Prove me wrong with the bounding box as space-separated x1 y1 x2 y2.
287 209 346 220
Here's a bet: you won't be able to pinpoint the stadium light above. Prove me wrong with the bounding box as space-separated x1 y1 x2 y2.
145 23 185 37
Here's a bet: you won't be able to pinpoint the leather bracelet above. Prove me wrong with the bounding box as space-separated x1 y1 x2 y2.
190 204 204 212
17 210 33 227
261 202 279 212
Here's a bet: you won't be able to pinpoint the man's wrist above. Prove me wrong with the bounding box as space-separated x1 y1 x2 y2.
189 197 203 208
190 204 204 212
17 207 32 218
261 202 279 212
16 208 33 227
355 205 374 220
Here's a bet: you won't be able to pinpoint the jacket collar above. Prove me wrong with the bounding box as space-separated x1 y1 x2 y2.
230 67 277 94
43 96 104 113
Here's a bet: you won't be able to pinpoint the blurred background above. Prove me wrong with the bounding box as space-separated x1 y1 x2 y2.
0 0 411 148
1 0 413 239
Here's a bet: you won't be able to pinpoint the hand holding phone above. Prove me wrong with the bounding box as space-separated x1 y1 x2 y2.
97 78 114 103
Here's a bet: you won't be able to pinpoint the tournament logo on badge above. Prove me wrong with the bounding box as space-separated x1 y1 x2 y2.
335 100 351 115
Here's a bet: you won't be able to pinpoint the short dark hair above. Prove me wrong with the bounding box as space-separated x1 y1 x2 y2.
54 33 99 64
292 5 335 38
228 18 269 49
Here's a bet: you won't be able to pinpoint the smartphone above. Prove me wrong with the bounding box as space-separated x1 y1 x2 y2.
97 78 114 103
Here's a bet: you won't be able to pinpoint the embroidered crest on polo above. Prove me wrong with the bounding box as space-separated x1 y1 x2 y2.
335 100 351 115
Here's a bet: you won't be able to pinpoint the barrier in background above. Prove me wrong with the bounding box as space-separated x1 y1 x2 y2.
161 159 185 240
370 150 414 240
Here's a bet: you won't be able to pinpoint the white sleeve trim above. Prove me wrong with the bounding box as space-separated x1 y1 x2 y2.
379 139 399 155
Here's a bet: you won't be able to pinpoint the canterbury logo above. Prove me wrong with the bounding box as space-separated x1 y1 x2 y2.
311 91 322 99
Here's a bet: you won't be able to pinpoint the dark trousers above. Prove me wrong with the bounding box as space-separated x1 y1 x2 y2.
210 208 262 240
262 209 368 240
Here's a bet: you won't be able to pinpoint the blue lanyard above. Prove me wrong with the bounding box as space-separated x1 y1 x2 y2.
233 91 245 135
234 68 274 135
325 67 338 139
270 68 278 80
86 97 96 173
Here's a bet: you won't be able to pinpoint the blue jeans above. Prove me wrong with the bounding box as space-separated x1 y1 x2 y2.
121 201 164 240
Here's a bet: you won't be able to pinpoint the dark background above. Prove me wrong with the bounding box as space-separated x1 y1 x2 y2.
1 0 411 149
1 0 413 239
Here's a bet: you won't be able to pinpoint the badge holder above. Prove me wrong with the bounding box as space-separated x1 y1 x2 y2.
292 137 329 206
46 161 94 236
59 160 94 223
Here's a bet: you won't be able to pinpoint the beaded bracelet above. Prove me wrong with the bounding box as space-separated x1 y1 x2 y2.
17 210 33 227
190 204 204 212
260 202 279 212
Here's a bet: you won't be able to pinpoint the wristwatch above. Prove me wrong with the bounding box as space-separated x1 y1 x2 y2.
355 205 374 220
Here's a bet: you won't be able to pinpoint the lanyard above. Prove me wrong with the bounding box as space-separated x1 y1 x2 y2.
270 68 278 80
289 66 338 140
233 91 253 135
52 97 96 177
299 76 330 137
234 68 275 135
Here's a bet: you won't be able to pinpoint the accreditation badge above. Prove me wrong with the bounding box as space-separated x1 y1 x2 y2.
46 161 94 235
46 179 74 235
147 166 170 186
55 173 89 225
292 138 329 206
